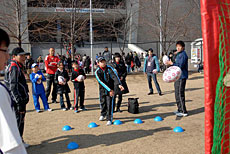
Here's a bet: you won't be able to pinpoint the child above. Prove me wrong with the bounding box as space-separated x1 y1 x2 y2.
55 61 71 111
95 56 124 126
30 63 52 112
71 61 87 113
112 53 129 112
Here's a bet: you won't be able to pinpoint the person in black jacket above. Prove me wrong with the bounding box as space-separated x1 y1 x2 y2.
55 61 71 111
125 52 134 73
112 53 129 112
71 61 87 113
4 47 29 147
95 56 124 126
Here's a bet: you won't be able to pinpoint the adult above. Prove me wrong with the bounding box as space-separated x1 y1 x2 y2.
0 29 27 154
143 48 162 96
45 48 60 103
4 47 30 148
134 51 141 72
85 56 91 74
166 41 188 117
25 54 34 78
125 52 133 73
67 54 72 73
102 47 111 63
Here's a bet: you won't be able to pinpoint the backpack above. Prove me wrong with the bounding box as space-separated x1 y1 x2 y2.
128 98 139 114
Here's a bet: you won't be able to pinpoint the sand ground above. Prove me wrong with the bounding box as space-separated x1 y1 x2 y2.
25 72 204 154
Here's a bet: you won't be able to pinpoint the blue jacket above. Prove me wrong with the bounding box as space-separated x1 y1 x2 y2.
30 71 46 95
143 56 160 73
173 50 188 79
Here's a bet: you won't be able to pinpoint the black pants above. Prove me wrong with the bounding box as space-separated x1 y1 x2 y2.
15 105 26 138
114 94 122 109
59 93 71 109
100 94 113 121
45 74 57 101
174 79 187 113
74 88 85 110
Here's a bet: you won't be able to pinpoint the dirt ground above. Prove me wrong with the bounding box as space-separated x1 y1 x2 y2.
25 72 204 154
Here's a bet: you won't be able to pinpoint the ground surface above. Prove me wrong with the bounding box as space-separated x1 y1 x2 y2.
25 72 204 154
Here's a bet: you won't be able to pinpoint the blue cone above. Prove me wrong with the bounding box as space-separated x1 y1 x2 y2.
62 125 72 131
67 142 79 150
173 126 184 133
113 120 122 125
154 116 163 122
88 122 98 128
134 119 143 124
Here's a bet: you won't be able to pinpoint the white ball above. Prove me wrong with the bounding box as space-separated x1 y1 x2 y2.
163 55 169 65
152 69 158 74
58 76 65 84
163 66 182 83
35 74 41 84
77 75 85 82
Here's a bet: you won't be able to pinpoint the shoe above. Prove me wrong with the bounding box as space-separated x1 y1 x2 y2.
47 108 53 112
36 110 41 113
174 110 180 114
70 107 74 110
116 108 123 113
99 116 106 121
23 142 30 148
106 120 112 126
62 108 67 111
52 100 58 104
148 92 153 95
74 110 79 113
79 108 88 111
159 93 163 96
176 112 188 117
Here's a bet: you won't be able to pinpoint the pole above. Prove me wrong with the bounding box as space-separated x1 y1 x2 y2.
159 0 163 56
90 0 94 75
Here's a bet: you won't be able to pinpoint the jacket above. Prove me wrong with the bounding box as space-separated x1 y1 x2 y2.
4 60 29 111
111 61 129 94
30 71 46 95
25 58 34 70
71 68 86 89
55 69 71 94
45 55 60 74
143 56 160 73
95 65 122 96
173 50 188 79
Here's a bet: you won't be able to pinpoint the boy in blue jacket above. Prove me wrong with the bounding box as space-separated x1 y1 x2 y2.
30 63 52 112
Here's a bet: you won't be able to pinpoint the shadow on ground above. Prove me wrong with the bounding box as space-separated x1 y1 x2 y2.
27 127 171 154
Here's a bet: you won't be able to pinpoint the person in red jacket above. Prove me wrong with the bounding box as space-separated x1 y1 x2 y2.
45 48 60 103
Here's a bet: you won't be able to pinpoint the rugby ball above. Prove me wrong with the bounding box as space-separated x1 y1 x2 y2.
163 55 169 65
77 75 85 82
58 76 66 84
35 74 42 84
163 66 181 83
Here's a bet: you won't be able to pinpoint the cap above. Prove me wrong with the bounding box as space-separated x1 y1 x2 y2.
97 56 106 62
31 63 38 68
11 47 29 56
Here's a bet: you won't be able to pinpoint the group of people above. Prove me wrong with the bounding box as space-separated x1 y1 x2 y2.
0 26 189 154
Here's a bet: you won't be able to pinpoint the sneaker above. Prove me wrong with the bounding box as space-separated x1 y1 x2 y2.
106 120 112 126
116 108 123 113
23 142 30 148
99 116 106 121
174 111 180 114
148 92 153 95
47 108 53 112
74 110 79 113
70 107 74 110
36 110 41 113
79 108 88 111
62 108 67 111
52 100 56 104
176 112 188 117
159 93 163 96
